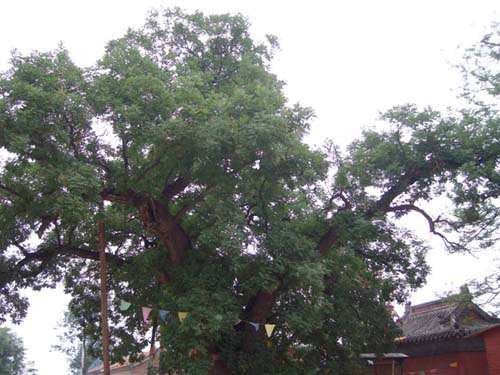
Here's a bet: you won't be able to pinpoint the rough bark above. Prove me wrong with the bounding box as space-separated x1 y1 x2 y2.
242 289 276 352
209 353 231 375
137 198 190 266
101 189 190 266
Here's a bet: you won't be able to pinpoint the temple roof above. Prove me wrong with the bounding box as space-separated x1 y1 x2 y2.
397 295 500 344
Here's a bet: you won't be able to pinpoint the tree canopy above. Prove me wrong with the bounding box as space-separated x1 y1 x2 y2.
0 9 498 375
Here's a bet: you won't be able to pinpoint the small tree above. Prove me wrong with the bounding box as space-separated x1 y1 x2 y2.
0 327 37 375
54 310 98 375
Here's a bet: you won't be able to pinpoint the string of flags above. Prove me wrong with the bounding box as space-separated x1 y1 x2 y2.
139 305 187 324
118 299 275 337
234 319 275 337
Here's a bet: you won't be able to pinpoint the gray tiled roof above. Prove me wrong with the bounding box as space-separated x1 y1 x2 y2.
397 297 500 344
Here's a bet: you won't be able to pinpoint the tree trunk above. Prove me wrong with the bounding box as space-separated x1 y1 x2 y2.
98 218 111 375
208 353 231 375
243 290 275 352
138 198 190 266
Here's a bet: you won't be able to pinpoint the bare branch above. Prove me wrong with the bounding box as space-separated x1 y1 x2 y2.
385 204 466 251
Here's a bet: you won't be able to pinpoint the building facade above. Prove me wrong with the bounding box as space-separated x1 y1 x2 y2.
367 293 500 375
87 353 158 375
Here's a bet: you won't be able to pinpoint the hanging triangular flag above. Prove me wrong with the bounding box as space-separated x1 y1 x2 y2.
234 319 242 326
249 322 260 332
178 312 188 323
119 299 131 311
158 309 170 322
264 324 275 337
142 307 152 323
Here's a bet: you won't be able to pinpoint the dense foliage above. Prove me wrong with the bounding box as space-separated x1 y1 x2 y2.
0 9 498 374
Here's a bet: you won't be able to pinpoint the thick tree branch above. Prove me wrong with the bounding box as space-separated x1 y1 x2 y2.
328 191 352 211
23 244 128 267
101 188 191 265
366 168 426 218
101 188 146 207
318 222 341 255
0 184 26 200
242 289 277 352
318 159 455 255
0 244 128 291
138 197 191 265
163 176 190 201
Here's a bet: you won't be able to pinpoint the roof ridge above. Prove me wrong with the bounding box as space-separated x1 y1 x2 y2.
411 297 454 309
408 302 458 317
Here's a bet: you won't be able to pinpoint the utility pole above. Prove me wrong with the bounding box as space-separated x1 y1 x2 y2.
80 335 86 375
98 212 111 375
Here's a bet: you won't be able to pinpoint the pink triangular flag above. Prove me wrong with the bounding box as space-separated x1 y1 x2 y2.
142 307 152 323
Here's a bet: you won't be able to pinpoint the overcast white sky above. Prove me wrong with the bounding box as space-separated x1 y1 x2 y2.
1 1 499 373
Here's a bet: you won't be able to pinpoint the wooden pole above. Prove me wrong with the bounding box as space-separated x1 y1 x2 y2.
98 217 111 375
80 335 86 375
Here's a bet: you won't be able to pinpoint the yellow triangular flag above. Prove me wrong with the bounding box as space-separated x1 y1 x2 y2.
264 324 275 337
178 312 188 323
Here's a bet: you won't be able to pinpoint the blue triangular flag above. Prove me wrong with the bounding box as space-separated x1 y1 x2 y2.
249 322 260 332
159 309 170 322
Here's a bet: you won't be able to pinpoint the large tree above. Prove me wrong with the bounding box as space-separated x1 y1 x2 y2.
0 9 498 374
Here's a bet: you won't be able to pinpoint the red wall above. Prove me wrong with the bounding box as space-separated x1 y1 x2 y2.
370 359 403 375
401 351 488 375
483 326 500 375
